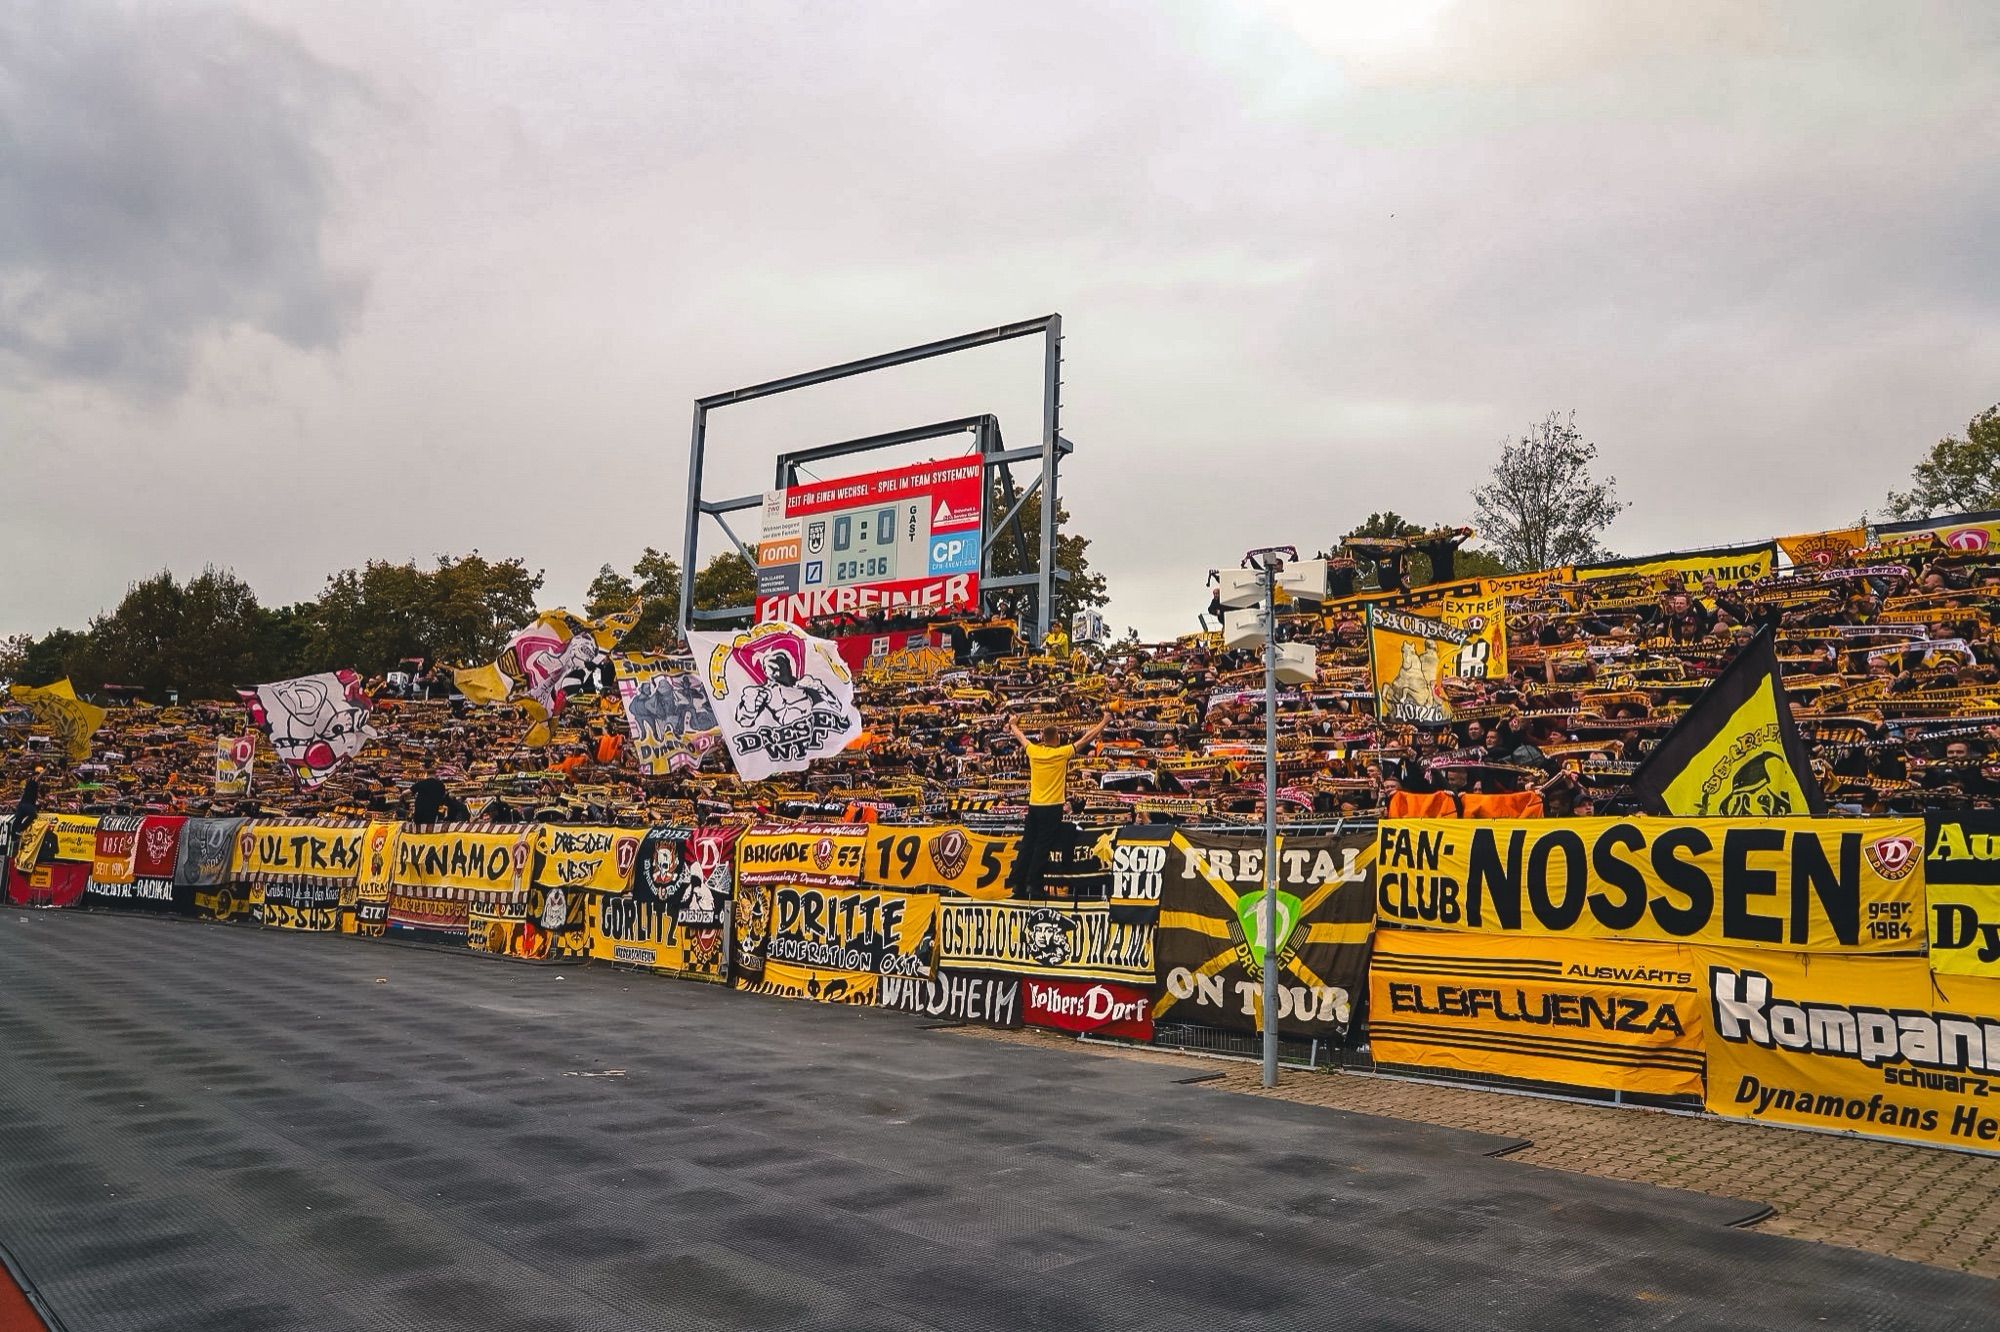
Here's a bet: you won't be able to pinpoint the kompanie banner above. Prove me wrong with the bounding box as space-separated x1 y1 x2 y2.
861 823 1015 898
737 822 868 887
1574 540 1777 589
1369 929 1705 1097
1699 947 2000 1151
1141 827 1375 1039
1367 606 1472 726
1926 811 2000 978
1376 817 1926 952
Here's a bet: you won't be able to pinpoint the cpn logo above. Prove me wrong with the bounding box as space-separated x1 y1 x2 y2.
929 535 977 573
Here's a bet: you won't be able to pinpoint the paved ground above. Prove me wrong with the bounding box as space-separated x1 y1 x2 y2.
2 912 1996 1331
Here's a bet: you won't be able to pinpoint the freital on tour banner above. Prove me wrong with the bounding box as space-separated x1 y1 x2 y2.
1574 539 1777 589
1698 946 2000 1151
1370 928 1706 1097
1375 817 1927 952
533 824 642 894
1367 606 1472 726
1130 827 1376 1040
737 822 869 887
861 824 1015 898
1925 811 2000 978
687 623 863 783
1629 625 1826 819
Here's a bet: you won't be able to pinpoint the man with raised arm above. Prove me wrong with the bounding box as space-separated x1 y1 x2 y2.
1004 704 1112 900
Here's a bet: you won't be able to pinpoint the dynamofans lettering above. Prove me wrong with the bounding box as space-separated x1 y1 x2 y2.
1709 965 2000 1075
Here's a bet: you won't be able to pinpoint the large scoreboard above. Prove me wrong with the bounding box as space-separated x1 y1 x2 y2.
755 456 983 623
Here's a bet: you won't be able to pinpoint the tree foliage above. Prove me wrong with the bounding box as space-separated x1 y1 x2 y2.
1470 411 1625 572
305 553 543 670
1886 405 2000 521
984 488 1109 625
691 552 757 615
1338 512 1508 586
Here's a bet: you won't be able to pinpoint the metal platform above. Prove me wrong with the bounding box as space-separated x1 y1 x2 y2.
0 912 1991 1330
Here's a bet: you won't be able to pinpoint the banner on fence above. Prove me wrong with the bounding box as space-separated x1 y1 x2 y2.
1698 947 2000 1149
938 900 1154 987
1376 817 1926 952
1369 929 1705 1097
1926 811 2000 978
737 823 868 887
12 814 97 870
534 825 642 894
1147 829 1375 1039
764 884 938 982
174 818 244 887
862 824 1014 898
877 970 1023 1027
235 821 364 882
1022 977 1153 1040
740 959 879 1005
88 816 141 895
587 892 731 982
392 826 533 895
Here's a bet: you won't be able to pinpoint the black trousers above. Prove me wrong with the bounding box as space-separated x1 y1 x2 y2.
1012 804 1065 899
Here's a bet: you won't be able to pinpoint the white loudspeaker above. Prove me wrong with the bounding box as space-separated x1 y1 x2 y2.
1216 568 1265 610
1276 560 1327 602
1274 642 1317 685
1222 607 1270 651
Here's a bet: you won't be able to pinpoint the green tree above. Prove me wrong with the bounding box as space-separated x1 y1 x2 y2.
306 553 543 671
1886 405 2000 520
1471 411 1624 572
624 547 682 651
584 563 637 618
691 552 757 614
1339 513 1506 586
984 489 1109 625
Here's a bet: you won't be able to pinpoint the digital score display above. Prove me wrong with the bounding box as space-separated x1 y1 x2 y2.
756 457 983 623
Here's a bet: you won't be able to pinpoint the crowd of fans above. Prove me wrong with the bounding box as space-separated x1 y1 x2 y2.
8 527 2000 829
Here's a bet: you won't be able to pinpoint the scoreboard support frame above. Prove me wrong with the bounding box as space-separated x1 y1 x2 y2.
679 314 1071 646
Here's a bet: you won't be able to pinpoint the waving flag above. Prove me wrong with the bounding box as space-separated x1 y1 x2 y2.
456 604 640 746
687 622 861 782
241 671 378 790
615 653 719 774
10 679 107 764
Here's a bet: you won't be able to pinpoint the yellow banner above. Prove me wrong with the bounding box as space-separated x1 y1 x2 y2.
1482 568 1573 599
767 884 939 979
1417 584 1508 682
534 824 642 893
863 825 1015 898
1700 947 2000 1150
232 822 365 881
737 959 880 1004
1377 817 1926 952
586 895 729 982
1575 543 1776 589
10 679 106 764
393 827 533 894
736 822 869 887
1925 813 2000 977
1369 928 1704 1097
13 814 101 870
1368 606 1471 725
1776 527 1866 571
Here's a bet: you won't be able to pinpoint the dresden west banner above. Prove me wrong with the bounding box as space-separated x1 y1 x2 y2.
1926 810 2000 978
1628 625 1826 819
1369 928 1705 1097
1698 946 2000 1151
1367 606 1471 726
1575 539 1777 589
1375 817 1925 952
686 622 863 783
862 823 1015 899
533 824 642 894
1143 827 1375 1039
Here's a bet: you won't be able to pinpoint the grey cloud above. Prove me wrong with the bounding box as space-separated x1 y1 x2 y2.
0 1 366 395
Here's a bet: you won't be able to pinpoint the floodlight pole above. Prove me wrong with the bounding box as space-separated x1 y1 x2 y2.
1244 545 1295 1089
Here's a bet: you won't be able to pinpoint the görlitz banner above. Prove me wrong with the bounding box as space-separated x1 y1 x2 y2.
737 822 868 888
1925 811 2000 977
587 892 730 983
764 884 938 983
862 823 1015 898
938 900 1155 988
877 970 1023 1027
534 824 642 894
1575 540 1778 589
1370 928 1706 1097
1144 828 1376 1039
1698 947 2000 1151
1376 817 1926 952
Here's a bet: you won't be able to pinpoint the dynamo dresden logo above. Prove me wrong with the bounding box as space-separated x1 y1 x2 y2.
1866 835 1917 881
928 829 970 880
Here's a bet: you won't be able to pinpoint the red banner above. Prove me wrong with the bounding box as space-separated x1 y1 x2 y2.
1022 978 1154 1041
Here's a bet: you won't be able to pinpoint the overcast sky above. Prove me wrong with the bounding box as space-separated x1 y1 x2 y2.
4 0 1997 644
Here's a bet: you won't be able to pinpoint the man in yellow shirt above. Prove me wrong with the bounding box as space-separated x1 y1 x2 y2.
1004 705 1111 899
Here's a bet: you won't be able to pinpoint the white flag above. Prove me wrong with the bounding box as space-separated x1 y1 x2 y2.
686 623 862 783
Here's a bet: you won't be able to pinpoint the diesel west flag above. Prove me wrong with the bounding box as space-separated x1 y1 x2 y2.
1629 625 1825 817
